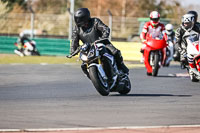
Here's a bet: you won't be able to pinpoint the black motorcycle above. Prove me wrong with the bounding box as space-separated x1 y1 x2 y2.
67 39 131 96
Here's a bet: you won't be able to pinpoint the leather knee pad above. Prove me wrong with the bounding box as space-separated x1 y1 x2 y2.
105 44 118 55
115 50 123 63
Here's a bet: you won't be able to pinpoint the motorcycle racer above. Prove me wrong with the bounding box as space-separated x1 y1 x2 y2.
165 23 175 65
16 32 31 52
14 32 40 57
179 13 200 75
174 10 200 64
140 11 167 62
165 24 175 43
68 8 129 77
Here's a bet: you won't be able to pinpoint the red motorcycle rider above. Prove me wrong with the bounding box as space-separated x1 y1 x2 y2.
140 11 167 54
140 11 168 75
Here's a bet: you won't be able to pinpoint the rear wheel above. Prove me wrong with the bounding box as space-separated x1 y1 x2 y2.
89 66 110 96
118 76 131 95
32 50 40 56
152 51 160 76
190 74 199 82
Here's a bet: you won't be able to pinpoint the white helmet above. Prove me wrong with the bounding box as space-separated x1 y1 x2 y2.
165 24 173 35
150 11 160 27
182 13 195 31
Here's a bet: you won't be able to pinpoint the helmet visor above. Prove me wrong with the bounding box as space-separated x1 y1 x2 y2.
151 18 159 22
75 17 88 27
166 30 173 35
74 13 90 27
184 22 192 29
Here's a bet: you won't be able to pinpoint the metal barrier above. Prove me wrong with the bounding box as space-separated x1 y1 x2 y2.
0 36 70 56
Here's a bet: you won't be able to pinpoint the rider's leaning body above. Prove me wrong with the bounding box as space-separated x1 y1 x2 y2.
69 8 129 77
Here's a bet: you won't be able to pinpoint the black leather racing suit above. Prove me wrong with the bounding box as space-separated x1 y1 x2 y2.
71 18 110 53
175 22 200 62
70 17 129 76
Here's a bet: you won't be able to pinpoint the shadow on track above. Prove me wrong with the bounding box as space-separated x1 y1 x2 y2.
110 94 192 97
149 74 189 78
155 75 176 78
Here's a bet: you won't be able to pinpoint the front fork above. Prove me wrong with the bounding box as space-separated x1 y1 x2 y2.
87 58 108 81
150 51 162 66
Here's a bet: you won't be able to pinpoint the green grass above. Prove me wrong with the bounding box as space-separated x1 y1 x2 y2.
0 54 80 64
0 42 142 64
0 54 144 69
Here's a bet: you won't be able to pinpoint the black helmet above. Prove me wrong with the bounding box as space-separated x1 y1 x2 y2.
187 10 198 23
74 8 91 27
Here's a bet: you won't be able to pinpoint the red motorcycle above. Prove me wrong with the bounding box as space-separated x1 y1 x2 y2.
143 34 168 76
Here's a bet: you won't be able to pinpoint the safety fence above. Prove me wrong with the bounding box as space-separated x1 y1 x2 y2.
0 36 70 56
0 13 180 41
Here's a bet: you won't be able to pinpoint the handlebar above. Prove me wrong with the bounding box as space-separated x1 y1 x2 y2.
66 38 110 58
66 47 80 58
94 38 111 44
71 47 80 56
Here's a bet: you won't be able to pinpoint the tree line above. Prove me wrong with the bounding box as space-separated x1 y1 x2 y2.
0 0 185 19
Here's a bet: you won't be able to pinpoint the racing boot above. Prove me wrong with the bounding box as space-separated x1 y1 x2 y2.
115 51 129 74
173 51 180 61
105 44 129 74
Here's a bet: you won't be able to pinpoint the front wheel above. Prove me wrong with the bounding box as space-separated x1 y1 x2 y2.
32 50 40 56
190 74 199 82
89 66 110 96
152 51 160 76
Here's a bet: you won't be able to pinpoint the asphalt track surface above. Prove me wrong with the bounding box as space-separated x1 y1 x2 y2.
0 62 200 132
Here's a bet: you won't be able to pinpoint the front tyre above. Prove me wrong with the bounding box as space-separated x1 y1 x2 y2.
89 66 110 96
190 74 199 82
152 51 160 76
32 50 40 56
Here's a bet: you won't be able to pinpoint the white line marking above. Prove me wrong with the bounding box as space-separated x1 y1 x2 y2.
0 129 21 132
40 63 48 65
1 125 200 132
10 63 25 65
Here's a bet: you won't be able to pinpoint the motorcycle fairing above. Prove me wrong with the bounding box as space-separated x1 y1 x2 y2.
146 37 168 50
103 53 114 65
187 40 200 57
144 34 167 73
194 55 200 72
144 46 153 73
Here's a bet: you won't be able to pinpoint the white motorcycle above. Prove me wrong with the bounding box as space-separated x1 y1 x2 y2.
183 30 200 82
14 40 40 57
67 39 131 96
